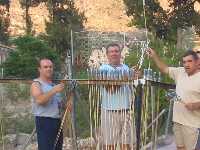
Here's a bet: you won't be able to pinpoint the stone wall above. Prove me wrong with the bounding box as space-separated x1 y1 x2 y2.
0 44 13 65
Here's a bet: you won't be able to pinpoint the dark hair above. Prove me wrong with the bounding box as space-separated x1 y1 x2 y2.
37 58 53 67
106 43 121 54
182 50 199 61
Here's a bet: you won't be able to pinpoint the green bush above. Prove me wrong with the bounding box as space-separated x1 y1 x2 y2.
2 35 61 78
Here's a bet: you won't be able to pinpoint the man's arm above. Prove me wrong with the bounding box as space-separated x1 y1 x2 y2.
185 101 200 111
31 82 65 105
146 48 169 74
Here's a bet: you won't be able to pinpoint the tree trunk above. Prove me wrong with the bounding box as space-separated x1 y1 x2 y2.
176 28 183 50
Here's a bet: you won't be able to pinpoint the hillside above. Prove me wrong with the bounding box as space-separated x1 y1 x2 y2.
2 0 200 49
8 0 135 36
7 0 200 34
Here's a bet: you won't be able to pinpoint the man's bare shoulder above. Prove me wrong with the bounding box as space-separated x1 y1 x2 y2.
31 81 42 92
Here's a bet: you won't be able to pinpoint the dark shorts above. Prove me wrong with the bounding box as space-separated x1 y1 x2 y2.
35 116 63 150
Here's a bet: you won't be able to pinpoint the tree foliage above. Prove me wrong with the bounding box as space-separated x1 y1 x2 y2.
0 0 10 44
123 0 200 44
168 0 200 35
2 35 60 78
0 0 10 11
44 0 86 59
124 0 168 39
19 0 33 35
19 0 49 35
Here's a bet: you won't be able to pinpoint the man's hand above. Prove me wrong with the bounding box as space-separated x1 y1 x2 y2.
31 82 65 105
145 48 169 74
185 102 200 111
146 48 157 58
53 83 65 93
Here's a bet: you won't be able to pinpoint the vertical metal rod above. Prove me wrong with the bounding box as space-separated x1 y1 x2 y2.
123 32 126 47
70 30 74 66
66 55 72 79
88 69 93 147
150 85 156 149
154 74 160 150
71 88 78 150
142 79 149 147
136 84 143 150
96 70 101 136
165 99 173 137
94 69 99 143
0 68 4 150
69 30 78 150
1 68 3 78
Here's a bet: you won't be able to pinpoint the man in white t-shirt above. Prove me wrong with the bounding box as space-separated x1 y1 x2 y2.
196 51 200 70
147 49 200 150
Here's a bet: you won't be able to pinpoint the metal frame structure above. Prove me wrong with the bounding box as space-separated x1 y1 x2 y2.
0 31 177 150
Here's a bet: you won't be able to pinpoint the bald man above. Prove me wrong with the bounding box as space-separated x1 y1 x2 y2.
31 58 65 150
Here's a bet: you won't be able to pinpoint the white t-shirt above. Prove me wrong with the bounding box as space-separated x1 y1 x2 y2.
168 67 200 128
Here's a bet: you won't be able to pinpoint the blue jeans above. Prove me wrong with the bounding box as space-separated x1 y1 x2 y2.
35 116 63 150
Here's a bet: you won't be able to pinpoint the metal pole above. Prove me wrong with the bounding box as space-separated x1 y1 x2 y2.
0 67 4 150
136 84 143 150
71 88 78 150
70 30 74 66
1 68 3 78
69 30 78 150
123 32 126 47
150 85 156 149
165 99 173 137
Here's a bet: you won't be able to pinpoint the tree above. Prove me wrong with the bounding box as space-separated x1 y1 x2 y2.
19 0 33 35
19 0 48 35
0 0 10 12
123 0 169 40
123 0 200 44
2 35 60 78
168 0 200 47
0 0 10 44
44 0 86 60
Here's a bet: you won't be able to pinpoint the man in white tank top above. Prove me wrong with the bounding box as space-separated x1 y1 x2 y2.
31 58 65 150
